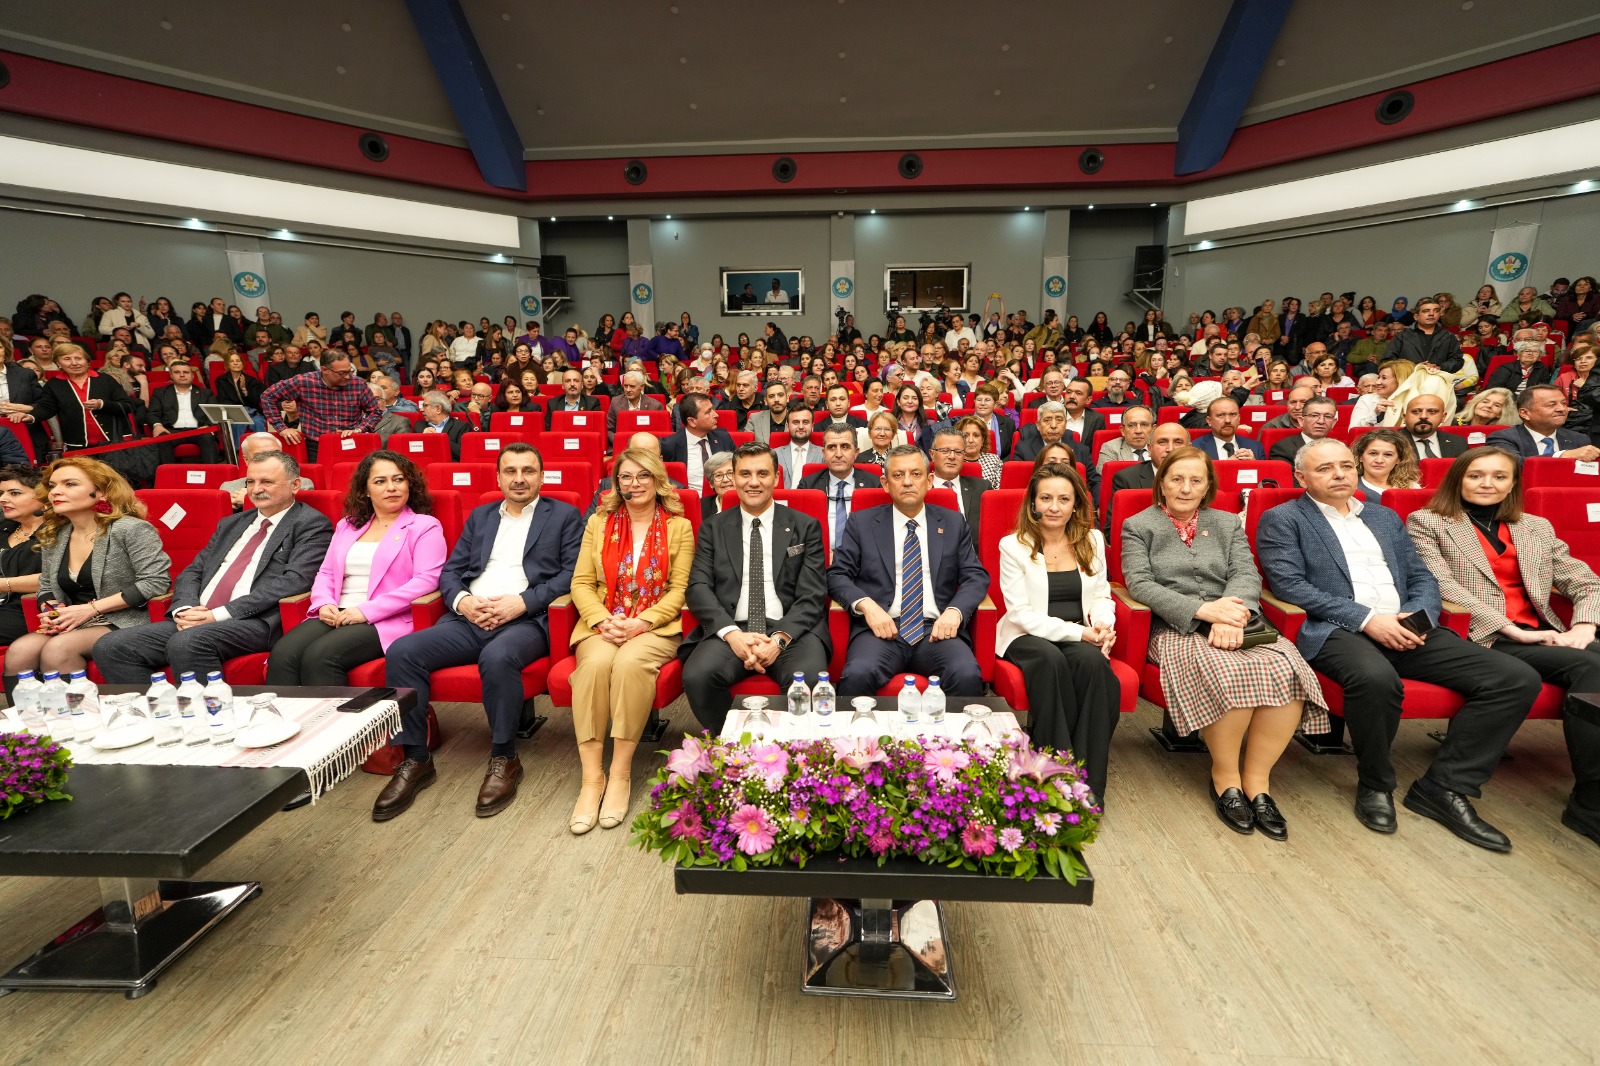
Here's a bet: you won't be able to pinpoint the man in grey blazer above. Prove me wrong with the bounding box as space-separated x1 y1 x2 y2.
774 406 825 487
1095 404 1156 471
95 451 334 682
742 382 793 445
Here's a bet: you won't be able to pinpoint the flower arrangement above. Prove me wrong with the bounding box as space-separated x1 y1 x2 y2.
631 733 1100 882
0 731 73 821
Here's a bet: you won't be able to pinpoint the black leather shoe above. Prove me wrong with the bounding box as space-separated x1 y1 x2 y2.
1403 778 1511 852
1211 785 1255 835
372 757 436 822
1249 793 1288 840
1354 787 1397 834
1561 802 1600 849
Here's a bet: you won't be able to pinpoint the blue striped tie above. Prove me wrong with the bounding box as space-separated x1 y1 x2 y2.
900 519 926 646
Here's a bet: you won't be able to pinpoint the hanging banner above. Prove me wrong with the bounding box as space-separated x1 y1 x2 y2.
629 264 655 326
1041 256 1069 322
225 251 271 319
515 269 544 327
829 259 856 323
1484 223 1539 293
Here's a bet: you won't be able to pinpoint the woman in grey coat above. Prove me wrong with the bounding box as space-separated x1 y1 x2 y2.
5 457 171 681
1121 446 1327 840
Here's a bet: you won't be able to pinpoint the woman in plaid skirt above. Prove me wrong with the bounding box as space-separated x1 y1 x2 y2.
1121 447 1328 840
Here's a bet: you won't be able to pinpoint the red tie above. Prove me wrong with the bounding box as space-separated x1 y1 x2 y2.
205 518 272 608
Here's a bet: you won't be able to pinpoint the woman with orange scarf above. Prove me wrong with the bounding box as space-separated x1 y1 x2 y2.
566 447 694 834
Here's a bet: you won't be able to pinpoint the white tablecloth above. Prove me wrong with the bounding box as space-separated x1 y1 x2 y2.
719 705 1020 745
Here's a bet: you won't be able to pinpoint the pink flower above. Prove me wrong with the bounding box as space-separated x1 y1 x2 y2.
838 737 890 771
1034 812 1061 837
666 736 711 785
667 804 704 841
923 747 971 783
998 827 1025 851
1007 746 1071 784
749 743 790 789
730 804 776 856
961 822 996 856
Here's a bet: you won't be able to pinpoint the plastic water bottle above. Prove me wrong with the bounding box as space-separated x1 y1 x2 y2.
813 672 835 728
786 672 811 717
923 676 946 724
203 671 235 743
176 672 208 745
38 671 69 740
146 672 181 746
898 676 921 726
66 670 100 739
11 670 42 732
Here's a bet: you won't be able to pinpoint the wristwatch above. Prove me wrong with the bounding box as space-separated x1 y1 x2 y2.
773 631 792 651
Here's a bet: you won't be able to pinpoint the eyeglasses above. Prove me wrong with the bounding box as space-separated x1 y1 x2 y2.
929 447 964 456
616 473 655 485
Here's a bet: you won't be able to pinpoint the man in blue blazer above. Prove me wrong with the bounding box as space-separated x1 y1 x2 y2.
827 444 989 699
1488 385 1600 461
658 394 736 494
377 443 583 823
1190 396 1266 460
1255 440 1541 851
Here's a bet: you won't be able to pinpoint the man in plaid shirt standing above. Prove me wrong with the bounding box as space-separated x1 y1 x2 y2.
262 348 382 460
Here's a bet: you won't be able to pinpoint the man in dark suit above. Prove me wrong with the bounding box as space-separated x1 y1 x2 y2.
606 370 665 441
1012 402 1100 500
148 360 221 464
1061 379 1107 444
1192 396 1266 461
681 442 831 732
543 367 601 429
1025 367 1071 409
1103 424 1189 531
418 390 471 461
1267 396 1341 477
927 427 986 545
1400 394 1466 460
94 451 334 682
1256 440 1540 850
815 383 868 437
378 444 583 821
971 382 1016 459
0 356 46 456
1490 385 1600 461
718 370 764 430
659 394 735 495
798 425 879 548
827 445 989 699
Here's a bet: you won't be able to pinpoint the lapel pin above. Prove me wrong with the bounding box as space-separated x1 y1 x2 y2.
936 527 944 534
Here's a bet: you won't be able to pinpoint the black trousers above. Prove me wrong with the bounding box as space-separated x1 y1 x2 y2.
1492 639 1600 807
1003 637 1120 797
682 627 828 733
157 431 220 466
93 616 276 684
1310 627 1542 795
836 628 983 700
265 618 384 687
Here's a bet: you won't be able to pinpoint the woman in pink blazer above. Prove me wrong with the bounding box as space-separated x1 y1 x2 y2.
266 451 447 685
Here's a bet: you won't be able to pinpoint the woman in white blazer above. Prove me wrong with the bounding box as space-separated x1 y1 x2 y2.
996 461 1120 798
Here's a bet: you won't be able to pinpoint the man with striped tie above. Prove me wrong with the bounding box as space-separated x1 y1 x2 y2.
797 426 877 554
828 445 989 700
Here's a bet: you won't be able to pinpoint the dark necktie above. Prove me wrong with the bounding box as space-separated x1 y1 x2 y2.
1419 437 1436 459
900 519 926 645
1223 441 1236 458
698 437 711 495
1135 448 1148 461
205 518 272 608
746 518 767 635
833 481 849 544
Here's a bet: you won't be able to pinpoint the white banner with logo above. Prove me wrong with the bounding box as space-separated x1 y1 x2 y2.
1042 256 1069 322
1484 223 1539 293
629 264 655 324
829 259 856 320
515 269 544 327
226 251 271 319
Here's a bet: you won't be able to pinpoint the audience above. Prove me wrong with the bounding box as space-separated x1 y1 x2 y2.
0 465 44 652
261 348 382 460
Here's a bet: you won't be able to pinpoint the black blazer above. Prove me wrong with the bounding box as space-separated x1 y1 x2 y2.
172 501 334 634
1484 362 1553 395
929 473 986 545
149 383 217 431
1010 427 1101 501
542 393 601 430
419 418 470 461
1405 430 1468 459
827 503 988 643
681 503 831 653
1104 460 1157 531
214 371 266 411
31 374 136 448
659 427 736 465
4 363 40 407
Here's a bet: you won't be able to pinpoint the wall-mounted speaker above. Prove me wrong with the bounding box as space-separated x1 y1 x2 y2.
772 156 797 183
357 131 389 162
1376 90 1414 126
1078 147 1104 175
897 153 923 180
623 159 648 185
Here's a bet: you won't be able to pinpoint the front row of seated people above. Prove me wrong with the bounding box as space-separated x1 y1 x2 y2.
0 439 1594 852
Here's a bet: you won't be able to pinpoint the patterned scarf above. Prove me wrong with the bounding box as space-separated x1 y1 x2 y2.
1160 506 1200 547
601 504 671 619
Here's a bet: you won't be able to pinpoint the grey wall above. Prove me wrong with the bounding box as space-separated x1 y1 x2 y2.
539 220 629 333
854 211 1044 333
1063 209 1163 331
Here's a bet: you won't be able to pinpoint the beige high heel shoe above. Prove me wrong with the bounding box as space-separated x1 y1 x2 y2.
598 775 632 829
570 778 605 835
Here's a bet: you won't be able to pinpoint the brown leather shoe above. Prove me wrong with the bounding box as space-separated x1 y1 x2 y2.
475 755 523 818
371 757 437 822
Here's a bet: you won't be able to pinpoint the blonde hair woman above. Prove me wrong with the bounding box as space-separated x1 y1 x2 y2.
1456 387 1521 427
419 320 448 362
565 447 693 834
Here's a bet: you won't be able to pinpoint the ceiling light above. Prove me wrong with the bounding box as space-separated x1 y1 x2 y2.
607 215 615 220
993 89 1002 96
665 214 672 219
1146 83 1156 90
549 216 556 222
1575 180 1596 193
502 12 512 20
276 229 293 238
1275 58 1286 66
869 209 876 214
1455 199 1473 210
1163 35 1173 43
839 96 847 104
689 103 697 110
535 107 544 115
159 19 172 29
335 66 346 75
1197 240 1213 250
1087 204 1095 210
1001 44 1010 52
491 253 507 263
1022 206 1029 211
341 21 352 32
1149 202 1157 207
679 56 687 64
837 51 846 59
517 62 525 70
186 218 205 228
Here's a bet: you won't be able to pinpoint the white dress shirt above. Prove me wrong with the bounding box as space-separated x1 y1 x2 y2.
858 506 937 621
786 442 813 481
171 386 198 429
1411 432 1442 459
685 429 710 492
1312 497 1401 626
720 502 785 638
935 476 965 517
455 500 536 611
1065 412 1086 438
196 506 291 620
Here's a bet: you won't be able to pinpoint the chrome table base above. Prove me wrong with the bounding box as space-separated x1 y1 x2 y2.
803 897 954 1000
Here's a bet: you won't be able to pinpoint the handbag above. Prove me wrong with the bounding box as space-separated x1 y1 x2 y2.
1196 611 1280 649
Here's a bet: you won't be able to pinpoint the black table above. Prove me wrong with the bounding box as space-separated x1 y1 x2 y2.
1567 692 1600 728
677 695 1096 1001
0 685 414 999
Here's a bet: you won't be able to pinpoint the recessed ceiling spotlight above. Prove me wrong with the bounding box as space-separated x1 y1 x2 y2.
341 21 352 32
549 216 556 222
1455 199 1473 210
1146 82 1156 90
502 12 512 20
535 107 544 115
1574 180 1596 193
1461 1 1473 8
277 229 293 238
517 63 525 70
1023 206 1030 211
1197 240 1213 250
159 19 173 30
679 56 687 64
869 209 876 214
993 89 1002 96
1163 35 1173 43
665 214 672 219
1001 43 1010 52
839 96 847 103
689 102 697 109
335 65 347 74
838 51 846 59
1149 202 1157 207
1087 204 1095 210
491 253 507 262
1275 58 1286 66
186 218 205 228
669 4 678 12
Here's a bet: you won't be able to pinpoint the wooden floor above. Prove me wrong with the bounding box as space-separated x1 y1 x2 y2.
3 695 1599 1066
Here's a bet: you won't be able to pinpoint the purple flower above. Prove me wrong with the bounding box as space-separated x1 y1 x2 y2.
998 827 1025 851
961 822 996 857
666 736 711 785
730 804 776 856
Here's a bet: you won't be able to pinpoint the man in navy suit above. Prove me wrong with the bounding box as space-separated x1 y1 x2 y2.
377 443 583 823
1191 396 1265 460
659 394 736 494
827 445 989 699
1256 440 1540 851
798 426 878 548
1489 385 1600 461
